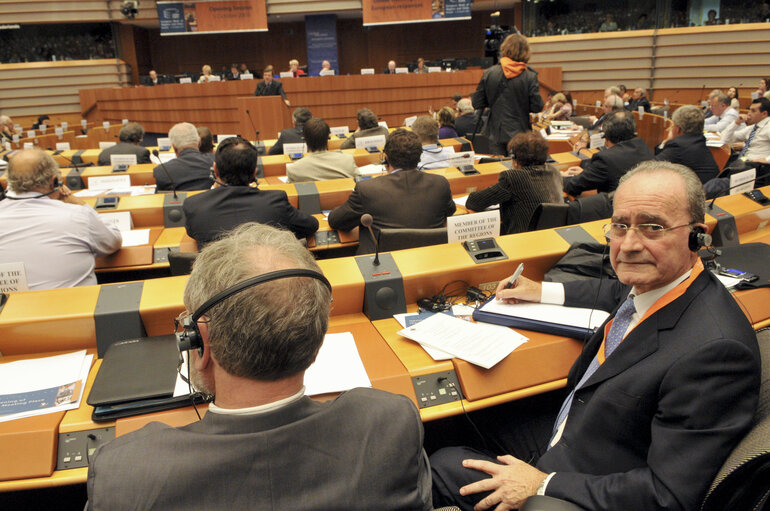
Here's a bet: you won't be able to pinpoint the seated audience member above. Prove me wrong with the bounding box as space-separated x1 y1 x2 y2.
154 122 214 191
466 131 563 234
598 13 618 31
604 86 622 99
288 59 306 77
226 64 240 81
197 126 215 164
143 70 162 86
588 94 624 130
197 65 214 84
618 84 630 102
0 149 121 289
32 115 50 130
411 115 455 169
183 136 317 247
254 66 290 106
340 108 389 150
268 107 312 156
430 161 760 511
720 97 770 164
655 105 720 182
0 115 15 141
703 89 721 119
328 129 456 254
437 107 459 139
97 122 151 166
239 63 250 75
626 88 651 113
704 8 721 25
450 94 462 112
756 78 769 99
414 57 428 74
704 92 738 132
383 60 397 74
544 92 573 121
319 60 333 75
86 222 430 511
563 110 653 196
727 86 740 110
286 118 358 183
455 99 480 138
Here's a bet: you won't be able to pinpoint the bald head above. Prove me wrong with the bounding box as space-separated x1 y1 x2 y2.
8 149 60 194
387 60 396 71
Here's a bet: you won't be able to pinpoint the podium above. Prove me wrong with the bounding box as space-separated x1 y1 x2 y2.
237 96 292 142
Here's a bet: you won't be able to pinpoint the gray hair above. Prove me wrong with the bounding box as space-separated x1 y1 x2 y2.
635 87 646 97
292 107 312 126
712 92 730 107
184 222 331 381
119 122 145 144
411 115 439 143
619 161 705 223
672 105 705 134
356 108 378 130
7 149 60 193
708 89 722 100
457 98 474 114
605 94 624 110
0 115 12 128
169 122 199 150
605 86 622 97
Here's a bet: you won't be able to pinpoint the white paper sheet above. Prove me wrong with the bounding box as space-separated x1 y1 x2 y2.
304 332 372 395
357 163 386 176
120 229 151 247
398 314 528 369
392 313 454 360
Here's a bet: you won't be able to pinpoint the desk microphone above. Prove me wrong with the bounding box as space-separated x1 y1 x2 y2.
360 213 380 266
153 149 178 199
246 109 265 175
417 151 472 171
708 171 770 209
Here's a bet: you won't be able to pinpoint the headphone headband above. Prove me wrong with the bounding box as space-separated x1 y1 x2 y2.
190 268 332 324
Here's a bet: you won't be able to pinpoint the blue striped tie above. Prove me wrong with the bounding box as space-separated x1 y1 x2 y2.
739 124 759 158
549 295 636 447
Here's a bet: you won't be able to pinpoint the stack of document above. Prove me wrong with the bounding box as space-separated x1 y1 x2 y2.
0 350 92 423
397 311 528 369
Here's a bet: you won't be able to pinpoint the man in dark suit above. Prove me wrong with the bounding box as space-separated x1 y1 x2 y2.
268 107 312 156
563 110 653 196
97 122 151 166
655 104 720 182
328 129 456 254
183 136 317 247
383 60 397 74
472 34 543 155
254 66 290 106
87 222 431 511
141 70 162 86
153 122 214 192
431 161 760 511
454 98 481 139
626 87 652 113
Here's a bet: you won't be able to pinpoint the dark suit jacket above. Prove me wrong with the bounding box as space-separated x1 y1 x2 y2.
328 169 456 254
97 142 151 166
472 65 543 146
538 270 760 511
254 80 287 100
564 137 653 196
626 97 651 112
654 132 720 183
268 126 304 156
183 185 318 246
455 112 481 139
87 389 432 511
153 147 214 192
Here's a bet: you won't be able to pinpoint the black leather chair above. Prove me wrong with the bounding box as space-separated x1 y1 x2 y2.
528 203 570 231
168 251 197 276
377 227 448 252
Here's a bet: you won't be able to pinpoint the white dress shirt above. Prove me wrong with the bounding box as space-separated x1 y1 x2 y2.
0 192 122 290
720 116 770 161
704 107 738 132
418 144 456 170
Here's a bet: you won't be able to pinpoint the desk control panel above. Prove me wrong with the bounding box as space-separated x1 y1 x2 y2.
57 427 115 470
314 230 340 246
412 370 462 408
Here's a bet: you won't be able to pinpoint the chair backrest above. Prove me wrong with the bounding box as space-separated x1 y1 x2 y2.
701 327 770 510
566 192 614 225
469 133 491 155
168 252 198 276
378 227 448 252
528 203 570 231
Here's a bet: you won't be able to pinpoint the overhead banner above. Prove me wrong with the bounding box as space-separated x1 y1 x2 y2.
305 15 339 76
363 0 472 26
157 0 267 35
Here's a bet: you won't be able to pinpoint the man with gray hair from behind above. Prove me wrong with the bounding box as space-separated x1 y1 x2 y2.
0 149 122 290
455 98 481 139
86 222 432 510
655 104 720 183
153 121 214 191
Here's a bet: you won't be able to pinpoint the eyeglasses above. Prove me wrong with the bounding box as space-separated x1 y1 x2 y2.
173 310 210 332
603 222 694 240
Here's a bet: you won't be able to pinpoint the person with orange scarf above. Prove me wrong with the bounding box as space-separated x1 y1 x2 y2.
471 34 544 155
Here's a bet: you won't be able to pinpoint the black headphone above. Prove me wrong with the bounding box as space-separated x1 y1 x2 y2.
176 268 332 356
688 225 712 252
5 176 61 200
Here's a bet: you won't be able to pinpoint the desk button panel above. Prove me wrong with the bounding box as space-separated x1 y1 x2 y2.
57 427 115 470
412 370 463 408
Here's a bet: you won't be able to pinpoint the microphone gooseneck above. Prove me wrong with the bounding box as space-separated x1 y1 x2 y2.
360 213 380 266
153 149 178 199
